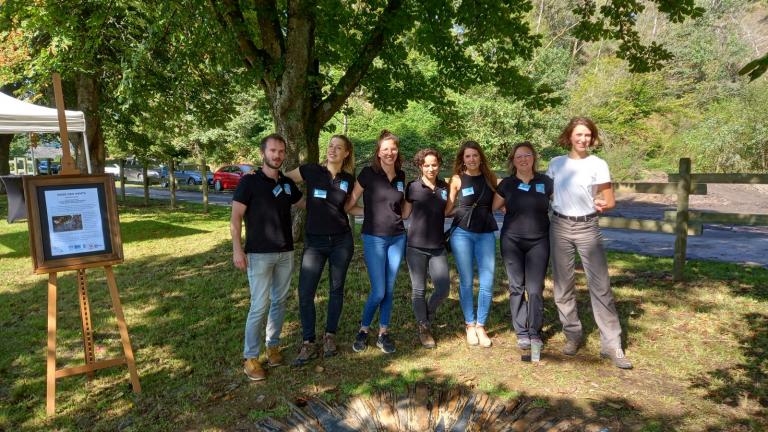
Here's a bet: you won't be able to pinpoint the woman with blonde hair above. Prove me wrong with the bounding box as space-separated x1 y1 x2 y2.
286 134 356 365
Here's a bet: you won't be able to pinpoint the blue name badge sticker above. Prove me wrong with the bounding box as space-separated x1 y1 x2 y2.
535 183 545 194
461 186 475 196
283 184 292 195
396 181 404 192
339 180 349 192
272 184 283 197
313 188 328 199
441 189 448 201
518 183 531 192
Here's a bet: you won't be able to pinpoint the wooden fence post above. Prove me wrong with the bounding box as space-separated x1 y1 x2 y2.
673 158 691 281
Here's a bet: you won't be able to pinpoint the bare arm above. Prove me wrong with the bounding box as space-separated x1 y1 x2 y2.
444 174 461 216
594 183 616 212
344 180 364 216
401 200 412 219
230 201 248 271
492 191 505 211
294 197 306 209
284 167 303 184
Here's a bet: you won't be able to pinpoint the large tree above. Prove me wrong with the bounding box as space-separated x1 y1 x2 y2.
206 0 703 167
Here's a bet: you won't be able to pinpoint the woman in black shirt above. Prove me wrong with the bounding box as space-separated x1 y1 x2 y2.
445 141 499 348
285 135 356 365
401 149 450 348
492 142 553 358
345 130 406 354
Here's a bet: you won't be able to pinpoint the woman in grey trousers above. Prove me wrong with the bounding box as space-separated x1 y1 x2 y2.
545 117 632 369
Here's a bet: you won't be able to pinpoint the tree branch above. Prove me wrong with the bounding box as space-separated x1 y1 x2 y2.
252 0 286 61
315 0 407 126
279 0 315 114
212 0 270 69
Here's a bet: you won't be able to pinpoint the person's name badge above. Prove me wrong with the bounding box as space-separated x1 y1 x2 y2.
461 186 475 196
283 184 292 195
535 183 545 194
272 184 283 197
518 183 531 192
339 180 349 192
313 189 327 199
440 189 448 200
396 181 404 192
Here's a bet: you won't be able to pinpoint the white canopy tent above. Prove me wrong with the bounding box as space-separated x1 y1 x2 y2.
0 92 91 173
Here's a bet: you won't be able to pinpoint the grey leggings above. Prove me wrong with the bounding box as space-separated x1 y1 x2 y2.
405 246 450 324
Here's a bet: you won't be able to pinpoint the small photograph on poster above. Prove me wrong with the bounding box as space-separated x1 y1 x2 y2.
52 214 83 232
42 186 109 258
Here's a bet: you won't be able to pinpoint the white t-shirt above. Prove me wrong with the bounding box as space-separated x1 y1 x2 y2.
546 155 611 217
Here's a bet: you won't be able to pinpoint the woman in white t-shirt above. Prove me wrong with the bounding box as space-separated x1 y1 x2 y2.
546 117 632 369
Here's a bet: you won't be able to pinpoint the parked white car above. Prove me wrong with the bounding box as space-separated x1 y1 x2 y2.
104 163 121 178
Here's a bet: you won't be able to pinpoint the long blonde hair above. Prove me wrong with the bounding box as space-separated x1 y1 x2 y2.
327 134 355 175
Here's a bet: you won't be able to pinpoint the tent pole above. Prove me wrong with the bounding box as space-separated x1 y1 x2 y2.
82 131 92 174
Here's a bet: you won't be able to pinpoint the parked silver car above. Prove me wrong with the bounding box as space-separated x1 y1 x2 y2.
171 164 214 186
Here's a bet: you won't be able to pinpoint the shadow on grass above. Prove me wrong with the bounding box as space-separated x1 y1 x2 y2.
690 312 767 431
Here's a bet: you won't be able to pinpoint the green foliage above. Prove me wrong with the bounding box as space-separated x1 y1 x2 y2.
668 82 768 172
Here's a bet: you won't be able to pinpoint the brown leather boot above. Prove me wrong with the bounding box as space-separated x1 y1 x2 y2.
266 346 283 367
418 322 436 349
243 358 266 381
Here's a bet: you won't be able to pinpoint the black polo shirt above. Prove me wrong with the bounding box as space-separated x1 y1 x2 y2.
233 169 302 253
452 173 497 233
358 166 406 236
300 163 355 235
497 173 553 238
405 177 449 249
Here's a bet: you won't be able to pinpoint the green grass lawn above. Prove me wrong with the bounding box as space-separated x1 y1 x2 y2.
0 195 766 431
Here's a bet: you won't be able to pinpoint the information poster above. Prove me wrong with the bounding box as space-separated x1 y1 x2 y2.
43 188 106 256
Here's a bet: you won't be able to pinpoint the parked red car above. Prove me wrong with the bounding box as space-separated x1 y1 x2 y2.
212 164 255 192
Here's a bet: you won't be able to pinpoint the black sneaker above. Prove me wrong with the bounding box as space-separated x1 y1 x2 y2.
376 333 396 354
352 330 369 353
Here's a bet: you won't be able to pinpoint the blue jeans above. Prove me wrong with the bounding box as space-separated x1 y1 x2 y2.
361 233 406 328
298 232 354 342
243 251 294 359
450 227 496 326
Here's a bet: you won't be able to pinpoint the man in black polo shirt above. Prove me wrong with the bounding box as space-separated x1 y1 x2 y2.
231 133 303 381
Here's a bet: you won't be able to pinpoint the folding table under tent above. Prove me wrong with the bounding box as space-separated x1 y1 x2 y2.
0 91 92 173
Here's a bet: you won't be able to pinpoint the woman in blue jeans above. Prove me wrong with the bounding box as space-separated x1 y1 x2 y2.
285 135 356 365
446 141 499 347
345 130 406 354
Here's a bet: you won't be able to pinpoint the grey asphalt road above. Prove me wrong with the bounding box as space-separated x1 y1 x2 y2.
123 185 768 268
120 184 234 206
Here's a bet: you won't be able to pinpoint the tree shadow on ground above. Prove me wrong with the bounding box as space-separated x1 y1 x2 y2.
690 312 768 431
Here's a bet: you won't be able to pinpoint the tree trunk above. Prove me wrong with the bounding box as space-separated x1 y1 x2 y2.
0 134 12 194
199 156 208 214
169 159 177 209
142 163 149 206
76 73 106 174
119 158 126 201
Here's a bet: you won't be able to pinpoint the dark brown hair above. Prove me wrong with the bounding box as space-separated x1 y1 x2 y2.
371 129 402 172
507 141 538 175
452 140 497 190
413 148 442 169
260 133 287 152
557 117 600 149
328 134 355 175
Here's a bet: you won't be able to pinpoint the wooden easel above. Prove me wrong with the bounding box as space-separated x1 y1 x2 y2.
46 266 141 415
42 73 140 415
